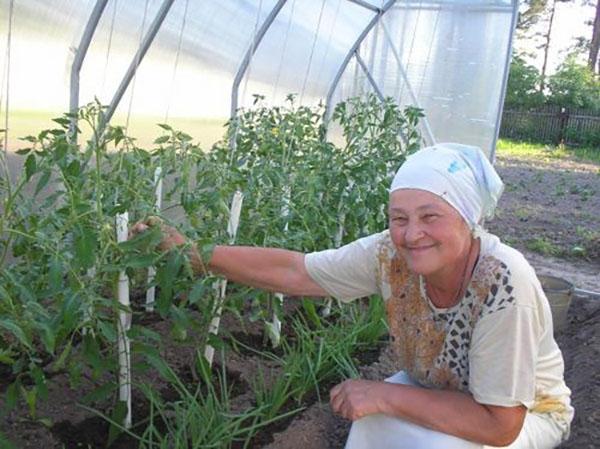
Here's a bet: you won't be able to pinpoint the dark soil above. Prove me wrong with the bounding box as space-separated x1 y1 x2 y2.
1 148 599 448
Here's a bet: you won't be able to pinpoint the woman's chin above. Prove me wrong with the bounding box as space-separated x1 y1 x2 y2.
405 259 435 276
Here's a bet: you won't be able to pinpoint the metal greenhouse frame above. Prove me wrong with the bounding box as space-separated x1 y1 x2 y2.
59 0 519 156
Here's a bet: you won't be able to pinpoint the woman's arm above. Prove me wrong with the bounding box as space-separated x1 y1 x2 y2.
207 246 329 297
330 379 526 447
130 219 329 297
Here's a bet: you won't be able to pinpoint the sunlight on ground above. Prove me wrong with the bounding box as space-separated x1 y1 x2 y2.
496 139 600 165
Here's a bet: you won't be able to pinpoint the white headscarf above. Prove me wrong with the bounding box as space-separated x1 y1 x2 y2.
389 143 504 230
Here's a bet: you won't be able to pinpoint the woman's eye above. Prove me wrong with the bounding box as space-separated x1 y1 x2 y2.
392 217 407 224
423 214 438 222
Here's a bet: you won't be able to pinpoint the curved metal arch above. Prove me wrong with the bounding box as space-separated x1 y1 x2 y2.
230 0 288 119
69 0 109 141
98 0 176 135
324 0 396 121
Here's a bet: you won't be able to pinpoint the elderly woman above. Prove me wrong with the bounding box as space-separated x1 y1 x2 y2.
133 143 573 449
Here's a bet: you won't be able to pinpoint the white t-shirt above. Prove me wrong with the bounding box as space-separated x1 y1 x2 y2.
305 230 574 438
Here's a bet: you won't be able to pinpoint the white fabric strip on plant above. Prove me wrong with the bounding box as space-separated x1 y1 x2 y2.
116 211 132 429
204 191 244 366
269 184 291 345
145 166 163 312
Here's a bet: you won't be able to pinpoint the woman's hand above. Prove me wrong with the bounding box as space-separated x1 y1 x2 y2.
330 379 387 421
129 216 187 252
129 217 208 275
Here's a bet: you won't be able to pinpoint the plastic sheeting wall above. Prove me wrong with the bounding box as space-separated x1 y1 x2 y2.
352 0 515 155
0 0 517 155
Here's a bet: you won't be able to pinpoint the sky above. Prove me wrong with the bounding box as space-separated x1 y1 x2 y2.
516 0 596 73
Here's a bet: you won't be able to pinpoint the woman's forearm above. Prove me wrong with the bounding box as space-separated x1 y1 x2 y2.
377 382 526 446
196 245 329 297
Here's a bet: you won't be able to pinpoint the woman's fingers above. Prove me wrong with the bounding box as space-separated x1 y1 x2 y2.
128 222 149 239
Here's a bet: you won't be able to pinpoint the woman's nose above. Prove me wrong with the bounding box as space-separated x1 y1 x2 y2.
404 221 424 243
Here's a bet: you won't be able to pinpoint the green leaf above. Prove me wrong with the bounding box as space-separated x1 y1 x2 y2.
34 169 51 195
154 135 170 144
0 430 19 449
82 334 103 374
97 320 117 343
30 365 48 401
122 253 157 269
157 123 173 131
52 117 71 127
188 280 207 305
127 325 160 342
60 293 81 331
0 351 15 364
15 147 31 155
21 386 37 418
0 319 31 349
38 321 56 354
117 225 162 252
52 340 72 372
136 344 174 383
24 154 37 181
301 299 322 329
81 381 117 405
65 159 81 178
48 258 62 292
5 380 20 414
107 401 128 446
74 226 96 269
156 251 184 315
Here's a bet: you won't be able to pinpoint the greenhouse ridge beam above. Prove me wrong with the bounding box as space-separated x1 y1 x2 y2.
230 0 287 119
100 0 176 134
325 0 396 121
380 20 436 146
491 0 519 161
345 0 381 13
69 0 109 141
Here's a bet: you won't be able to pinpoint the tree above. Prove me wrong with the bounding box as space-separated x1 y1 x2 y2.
589 0 600 71
517 0 549 31
504 56 546 108
539 0 558 90
547 55 600 109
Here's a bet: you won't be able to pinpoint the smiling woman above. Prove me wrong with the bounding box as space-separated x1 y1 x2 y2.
133 143 574 449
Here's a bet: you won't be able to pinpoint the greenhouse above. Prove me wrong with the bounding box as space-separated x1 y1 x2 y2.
1 1 599 448
1 0 517 154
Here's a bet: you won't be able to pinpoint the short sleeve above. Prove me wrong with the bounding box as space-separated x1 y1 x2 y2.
469 303 541 408
304 232 382 302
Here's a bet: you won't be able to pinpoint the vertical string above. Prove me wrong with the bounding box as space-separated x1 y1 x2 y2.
299 0 327 104
313 0 342 96
125 0 150 133
1 0 15 159
164 0 189 124
240 0 264 109
418 7 440 100
0 0 15 198
272 0 296 101
101 0 119 99
399 0 422 104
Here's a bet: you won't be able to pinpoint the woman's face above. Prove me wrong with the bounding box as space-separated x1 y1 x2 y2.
388 189 472 278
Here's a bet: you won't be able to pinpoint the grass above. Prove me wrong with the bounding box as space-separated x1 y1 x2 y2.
496 138 600 164
525 236 560 256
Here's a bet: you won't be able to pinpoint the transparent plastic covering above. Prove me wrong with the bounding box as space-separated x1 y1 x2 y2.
0 0 517 155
